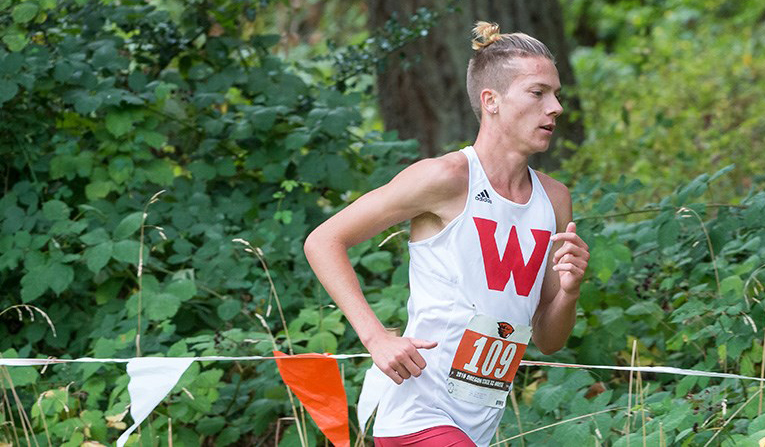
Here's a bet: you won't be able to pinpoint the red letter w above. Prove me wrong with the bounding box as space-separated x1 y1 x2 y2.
473 217 551 295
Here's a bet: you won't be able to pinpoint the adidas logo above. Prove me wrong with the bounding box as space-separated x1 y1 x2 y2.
475 189 492 204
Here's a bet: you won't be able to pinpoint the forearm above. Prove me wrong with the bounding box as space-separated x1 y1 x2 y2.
532 290 579 355
304 232 387 348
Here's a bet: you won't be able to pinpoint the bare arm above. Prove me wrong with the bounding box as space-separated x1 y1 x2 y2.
532 177 590 354
304 154 466 383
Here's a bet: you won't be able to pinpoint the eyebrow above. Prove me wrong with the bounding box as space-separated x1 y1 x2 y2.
529 83 562 93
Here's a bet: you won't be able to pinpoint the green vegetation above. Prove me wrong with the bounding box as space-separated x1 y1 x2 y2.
565 0 765 202
1 0 764 446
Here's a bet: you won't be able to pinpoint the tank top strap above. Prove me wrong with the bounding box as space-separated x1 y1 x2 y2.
527 167 558 231
528 168 544 199
459 146 486 197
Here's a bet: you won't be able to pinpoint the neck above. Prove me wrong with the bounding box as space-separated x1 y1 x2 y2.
473 127 532 194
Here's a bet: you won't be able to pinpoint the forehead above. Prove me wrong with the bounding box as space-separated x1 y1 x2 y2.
506 57 561 89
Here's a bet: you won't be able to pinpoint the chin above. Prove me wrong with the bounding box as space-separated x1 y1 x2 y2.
529 143 551 155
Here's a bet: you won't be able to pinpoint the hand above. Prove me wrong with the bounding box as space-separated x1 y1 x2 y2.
550 222 589 295
366 332 438 385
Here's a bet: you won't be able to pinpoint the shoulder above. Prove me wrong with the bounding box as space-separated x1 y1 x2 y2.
534 170 572 230
391 150 468 198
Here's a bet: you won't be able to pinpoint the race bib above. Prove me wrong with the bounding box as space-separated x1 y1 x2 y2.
446 314 532 408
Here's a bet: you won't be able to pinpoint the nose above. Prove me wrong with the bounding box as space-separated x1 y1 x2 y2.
548 95 563 117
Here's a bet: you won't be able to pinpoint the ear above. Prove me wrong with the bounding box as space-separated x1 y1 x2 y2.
480 89 498 117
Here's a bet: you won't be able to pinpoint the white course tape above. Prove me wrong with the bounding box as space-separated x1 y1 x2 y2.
0 353 371 367
2 353 764 445
518 360 765 382
2 355 762 382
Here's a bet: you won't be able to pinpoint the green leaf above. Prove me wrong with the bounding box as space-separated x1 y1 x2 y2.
112 240 141 264
145 292 181 320
136 130 166 148
250 107 278 131
93 338 116 357
143 159 174 185
284 131 310 150
658 218 680 248
166 279 197 301
80 228 110 245
74 94 102 114
105 110 135 137
748 414 765 435
194 369 224 387
21 266 47 302
709 164 735 183
47 262 74 294
563 370 595 391
14 230 31 248
53 61 74 82
0 53 22 76
84 241 113 273
2 31 27 52
92 41 123 71
217 300 241 321
535 384 564 411
661 402 692 431
216 426 241 446
2 205 25 233
279 423 316 447
360 251 393 274
0 79 19 105
42 200 70 221
12 2 39 23
85 180 113 200
197 416 225 435
230 121 253 140
1 349 39 388
108 155 135 184
307 331 337 353
596 192 618 214
552 421 591 446
625 301 663 316
216 157 236 177
128 70 147 91
720 275 743 298
113 211 143 240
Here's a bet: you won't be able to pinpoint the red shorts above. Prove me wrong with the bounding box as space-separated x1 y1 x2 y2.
374 425 476 447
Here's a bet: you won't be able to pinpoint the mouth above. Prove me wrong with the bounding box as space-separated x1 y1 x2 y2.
540 124 555 132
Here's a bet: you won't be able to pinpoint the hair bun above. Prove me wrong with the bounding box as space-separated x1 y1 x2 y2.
472 21 502 50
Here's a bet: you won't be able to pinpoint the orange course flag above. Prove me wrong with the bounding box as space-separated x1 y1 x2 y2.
273 351 351 447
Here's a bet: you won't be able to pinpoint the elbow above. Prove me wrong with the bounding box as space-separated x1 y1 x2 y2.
538 345 562 356
303 229 320 261
534 335 566 355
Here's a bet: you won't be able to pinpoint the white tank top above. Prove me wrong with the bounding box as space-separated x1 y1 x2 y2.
358 146 557 446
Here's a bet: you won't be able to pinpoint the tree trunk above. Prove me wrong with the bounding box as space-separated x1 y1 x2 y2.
368 0 584 171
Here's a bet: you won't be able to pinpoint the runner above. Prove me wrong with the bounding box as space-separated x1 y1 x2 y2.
304 21 590 447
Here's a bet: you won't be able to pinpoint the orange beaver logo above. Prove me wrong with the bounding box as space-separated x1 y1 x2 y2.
497 322 514 339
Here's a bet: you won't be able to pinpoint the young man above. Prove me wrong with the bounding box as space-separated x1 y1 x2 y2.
304 22 590 447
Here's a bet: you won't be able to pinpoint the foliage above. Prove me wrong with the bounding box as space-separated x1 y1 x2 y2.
321 2 457 91
0 0 418 445
2 0 765 446
564 0 765 203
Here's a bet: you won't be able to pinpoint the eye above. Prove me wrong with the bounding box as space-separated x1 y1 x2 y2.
531 91 543 97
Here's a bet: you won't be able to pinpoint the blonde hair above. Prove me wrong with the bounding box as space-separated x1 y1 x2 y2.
467 21 555 121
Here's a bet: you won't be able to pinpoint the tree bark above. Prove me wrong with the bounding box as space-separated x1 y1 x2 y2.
368 0 584 171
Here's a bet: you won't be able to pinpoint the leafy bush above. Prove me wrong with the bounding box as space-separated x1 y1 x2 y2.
565 0 765 202
0 0 417 444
